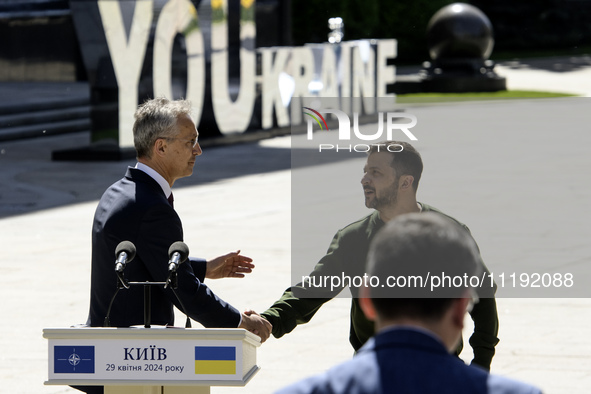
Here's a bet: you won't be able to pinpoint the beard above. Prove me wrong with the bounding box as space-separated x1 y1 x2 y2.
365 177 399 210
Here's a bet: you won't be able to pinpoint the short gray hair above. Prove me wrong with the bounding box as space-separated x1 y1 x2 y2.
133 97 193 158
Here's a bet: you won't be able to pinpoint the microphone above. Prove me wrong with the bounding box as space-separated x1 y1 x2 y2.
105 241 136 327
114 241 136 273
165 241 192 327
167 241 189 273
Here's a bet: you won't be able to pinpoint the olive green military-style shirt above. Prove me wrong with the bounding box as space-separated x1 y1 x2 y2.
261 203 499 370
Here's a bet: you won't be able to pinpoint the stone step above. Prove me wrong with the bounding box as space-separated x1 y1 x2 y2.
0 117 91 141
0 82 91 141
0 105 90 128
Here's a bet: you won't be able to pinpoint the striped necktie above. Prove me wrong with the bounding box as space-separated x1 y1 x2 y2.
167 192 174 208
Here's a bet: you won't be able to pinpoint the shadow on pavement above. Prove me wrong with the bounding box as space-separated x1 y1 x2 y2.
0 131 366 219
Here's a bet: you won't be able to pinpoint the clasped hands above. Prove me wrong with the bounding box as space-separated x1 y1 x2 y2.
205 250 272 342
239 309 272 343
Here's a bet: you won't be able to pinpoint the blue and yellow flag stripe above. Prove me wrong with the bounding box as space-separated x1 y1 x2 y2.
195 346 236 375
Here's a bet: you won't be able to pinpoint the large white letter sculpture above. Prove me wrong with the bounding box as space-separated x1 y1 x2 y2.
260 47 291 129
97 0 153 148
153 0 205 125
210 0 256 133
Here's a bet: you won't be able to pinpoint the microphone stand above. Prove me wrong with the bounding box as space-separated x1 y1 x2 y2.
124 281 166 328
105 245 192 328
105 275 192 328
165 271 192 328
104 271 130 327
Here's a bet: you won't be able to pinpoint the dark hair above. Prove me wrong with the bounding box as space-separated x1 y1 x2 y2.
368 141 423 190
366 212 481 322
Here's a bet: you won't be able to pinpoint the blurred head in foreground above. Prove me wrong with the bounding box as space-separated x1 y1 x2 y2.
361 212 482 351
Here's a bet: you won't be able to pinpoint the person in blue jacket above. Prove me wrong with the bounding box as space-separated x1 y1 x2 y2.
277 213 542 394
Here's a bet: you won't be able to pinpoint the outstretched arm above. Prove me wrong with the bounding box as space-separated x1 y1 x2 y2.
261 229 352 338
206 250 255 279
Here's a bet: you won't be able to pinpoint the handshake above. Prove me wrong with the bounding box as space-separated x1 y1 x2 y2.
204 251 272 342
239 309 272 343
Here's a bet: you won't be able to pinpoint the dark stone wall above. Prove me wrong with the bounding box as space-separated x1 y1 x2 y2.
0 0 291 82
470 0 591 52
0 0 85 81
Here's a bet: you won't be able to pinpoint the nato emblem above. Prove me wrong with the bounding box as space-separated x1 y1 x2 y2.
54 346 95 373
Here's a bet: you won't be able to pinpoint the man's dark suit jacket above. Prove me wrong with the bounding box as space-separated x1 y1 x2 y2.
87 167 240 328
277 327 541 394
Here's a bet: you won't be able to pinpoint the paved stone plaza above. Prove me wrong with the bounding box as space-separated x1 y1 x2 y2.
1 58 591 393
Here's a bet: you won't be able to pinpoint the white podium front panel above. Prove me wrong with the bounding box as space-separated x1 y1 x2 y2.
43 327 260 387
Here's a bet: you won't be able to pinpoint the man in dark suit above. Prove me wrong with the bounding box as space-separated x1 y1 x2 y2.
87 97 272 337
277 213 542 394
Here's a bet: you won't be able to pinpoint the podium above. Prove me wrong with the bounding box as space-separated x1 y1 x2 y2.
43 327 261 393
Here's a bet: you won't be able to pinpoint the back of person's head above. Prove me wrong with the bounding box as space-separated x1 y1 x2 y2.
368 141 423 190
366 212 481 322
133 97 193 158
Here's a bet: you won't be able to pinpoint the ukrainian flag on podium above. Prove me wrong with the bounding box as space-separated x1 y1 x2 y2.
195 346 236 375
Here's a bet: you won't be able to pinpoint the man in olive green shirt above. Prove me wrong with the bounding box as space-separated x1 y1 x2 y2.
260 141 499 370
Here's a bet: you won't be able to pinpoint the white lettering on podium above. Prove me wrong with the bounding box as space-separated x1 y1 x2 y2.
124 345 167 361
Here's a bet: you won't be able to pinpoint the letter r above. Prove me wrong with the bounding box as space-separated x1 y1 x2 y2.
387 113 418 141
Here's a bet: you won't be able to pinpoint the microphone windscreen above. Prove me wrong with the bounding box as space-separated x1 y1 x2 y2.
168 241 189 264
115 241 136 262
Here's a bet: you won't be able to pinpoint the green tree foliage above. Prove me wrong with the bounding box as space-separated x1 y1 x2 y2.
291 0 455 62
291 0 591 61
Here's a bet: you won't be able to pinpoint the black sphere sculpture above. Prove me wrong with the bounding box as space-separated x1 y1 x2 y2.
427 3 494 61
419 2 506 92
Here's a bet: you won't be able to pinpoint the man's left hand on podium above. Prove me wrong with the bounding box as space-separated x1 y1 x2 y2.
205 250 254 279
